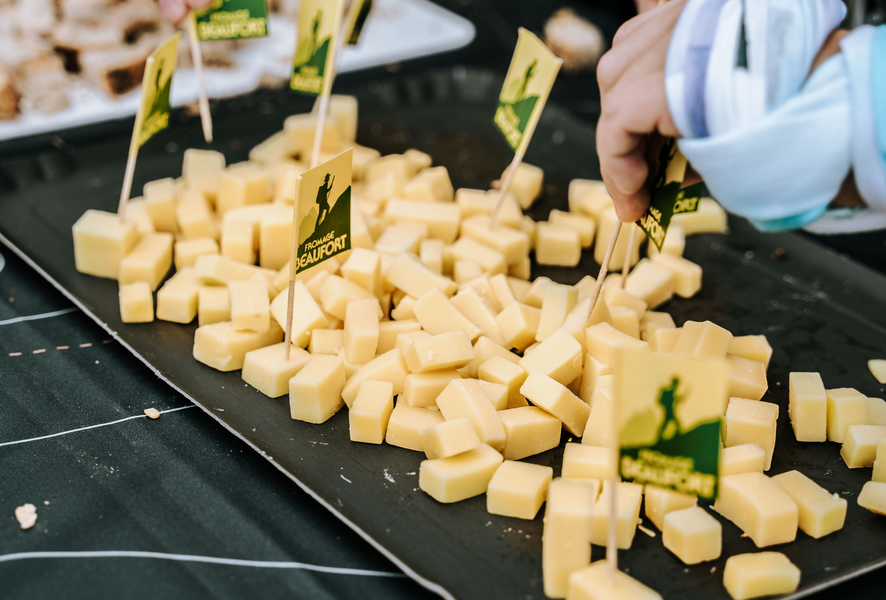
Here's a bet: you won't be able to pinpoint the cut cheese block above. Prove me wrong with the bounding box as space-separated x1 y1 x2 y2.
119 282 153 323
568 179 611 217
182 149 225 199
310 329 345 355
521 371 590 437
349 380 395 444
858 480 886 515
649 252 701 299
549 209 595 247
594 208 640 271
623 258 676 309
144 178 178 233
319 275 378 321
566 561 662 600
536 223 581 267
289 354 346 424
229 280 270 333
588 480 643 549
495 302 542 352
418 443 503 503
436 379 506 451
341 349 409 408
827 387 869 443
841 425 886 468
585 322 648 366
720 444 765 477
644 485 697 531
722 552 800 600
663 506 721 565
498 406 561 460
404 330 474 374
519 327 583 386
771 470 846 539
400 370 462 409
789 372 827 442
724 398 779 471
156 268 200 324
384 198 461 243
174 237 219 270
672 320 732 360
487 460 552 520
413 287 482 341
386 403 445 451
385 251 458 299
242 342 310 398
561 443 615 481
420 416 481 459
713 472 798 547
874 438 886 483
725 354 768 401
542 478 598 598
119 232 173 291
869 359 886 384
344 298 380 364
729 335 773 369
478 356 528 409
269 283 327 348
193 320 283 371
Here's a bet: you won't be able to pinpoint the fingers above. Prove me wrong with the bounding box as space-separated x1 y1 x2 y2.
186 0 214 9
158 0 187 24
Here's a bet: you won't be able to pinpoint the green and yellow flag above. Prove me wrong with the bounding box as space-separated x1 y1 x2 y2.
130 33 180 155
192 0 269 41
493 28 561 155
290 0 346 96
614 347 726 500
344 0 373 45
290 148 352 278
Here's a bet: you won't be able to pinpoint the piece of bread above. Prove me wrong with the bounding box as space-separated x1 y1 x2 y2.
80 38 153 96
52 20 122 72
0 66 21 120
16 54 71 114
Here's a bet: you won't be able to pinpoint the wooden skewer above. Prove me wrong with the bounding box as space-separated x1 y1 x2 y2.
584 221 623 324
619 226 638 289
117 151 138 223
283 279 296 361
488 149 525 229
310 92 331 169
187 16 213 143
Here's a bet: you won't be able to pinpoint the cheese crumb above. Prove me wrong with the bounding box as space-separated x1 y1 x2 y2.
144 408 161 419
869 359 886 384
15 504 37 529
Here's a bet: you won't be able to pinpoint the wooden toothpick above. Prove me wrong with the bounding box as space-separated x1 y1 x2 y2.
488 149 525 229
117 151 138 223
310 92 331 169
584 221 623 324
619 226 638 289
187 16 213 143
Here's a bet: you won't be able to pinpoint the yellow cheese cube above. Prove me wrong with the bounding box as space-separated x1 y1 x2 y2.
242 342 310 397
419 443 503 503
124 198 156 237
459 215 530 266
873 438 886 482
567 178 611 216
217 163 269 215
521 371 591 437
588 480 644 549
624 259 676 309
489 273 518 309
536 283 578 342
867 397 886 425
671 197 728 235
648 327 682 354
182 149 225 200
329 94 357 142
582 385 615 447
403 330 475 374
788 372 827 442
419 239 444 274
603 285 647 319
771 470 846 538
713 473 798 547
870 359 886 384
284 112 342 159
374 223 425 255
841 425 886 468
460 336 521 379
436 379 506 451
193 320 283 371
222 204 273 253
344 298 380 364
827 387 869 443
176 190 216 240
672 320 733 360
663 506 722 564
650 253 702 298
156 268 200 324
858 480 886 515
640 311 676 342
520 327 583 386
248 130 292 165
175 237 219 270
403 166 454 203
644 485 697 531
386 403 445 451
401 370 462 408
646 222 685 258
498 406 561 460
542 478 598 599
720 443 766 477
119 232 173 291
495 302 541 352
340 247 382 296
536 223 581 267
319 275 378 321
487 460 553 520
586 322 648 366
726 354 768 401
341 349 409 408
350 145 381 181
119 282 153 323
384 198 461 243
376 320 421 354
420 416 481 459
506 162 543 209
269 284 327 348
479 380 508 410
549 209 596 248
413 287 482 341
143 178 178 233
478 356 528 409
289 354 346 423
447 237 508 275
228 280 270 333
725 398 779 471
309 329 344 355
579 355 613 405
395 329 431 354
567 562 662 600
722 552 800 600
595 208 640 271
609 305 640 339
452 260 482 284
258 206 292 270
195 254 273 286
385 251 458 299
450 288 504 345
561 443 614 480
349 380 395 444
366 153 413 182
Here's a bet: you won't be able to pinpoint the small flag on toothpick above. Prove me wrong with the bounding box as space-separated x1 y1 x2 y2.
283 148 353 358
488 28 561 227
117 32 181 221
343 0 374 45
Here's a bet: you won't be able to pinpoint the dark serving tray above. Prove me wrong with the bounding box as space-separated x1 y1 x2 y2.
1 67 886 600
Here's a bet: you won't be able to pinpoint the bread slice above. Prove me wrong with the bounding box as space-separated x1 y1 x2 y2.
0 66 21 120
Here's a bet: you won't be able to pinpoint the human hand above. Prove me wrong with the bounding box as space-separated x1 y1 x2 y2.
634 0 661 14
595 0 686 222
156 0 215 25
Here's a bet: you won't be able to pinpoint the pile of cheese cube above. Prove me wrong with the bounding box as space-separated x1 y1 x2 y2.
71 95 883 600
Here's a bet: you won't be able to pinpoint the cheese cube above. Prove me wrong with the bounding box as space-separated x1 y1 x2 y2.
195 254 274 285
375 224 425 255
536 283 578 342
289 354 346 423
644 485 697 531
671 197 728 235
578 355 612 406
436 379 506 451
401 370 462 408
124 198 155 236
319 275 378 321
386 403 446 451
873 438 886 482
672 320 732 360
479 381 509 410
284 112 342 159
344 298 380 364
640 311 676 342
366 153 413 182
119 233 173 291
403 166 454 203
349 380 395 444
650 253 702 298
726 354 768 401
582 385 615 446
174 238 218 271
841 425 886 468
376 320 421 354
419 443 503 503
588 480 644 549
395 329 431 354
413 287 482 341
450 288 504 345
242 342 310 398
452 260 482 284
182 149 225 199
648 327 681 354
193 321 283 371
403 330 475 374
459 215 530 266
257 207 292 270
609 306 640 339
478 356 528 409
496 302 541 352
663 506 722 564
595 209 640 271
364 172 404 207
176 190 216 240
647 222 686 258
385 252 458 299
228 280 270 333
542 478 598 598
771 470 846 538
858 480 886 515
248 130 292 165
568 179 611 216
447 237 508 275
788 372 827 442
713 473 798 547
308 329 343 355
420 416 481 459
521 372 591 437
487 460 553 520
720 443 765 477
460 335 521 379
390 295 417 321
827 387 869 443
561 443 615 480
329 94 357 142
536 223 581 267
870 359 886 384
119 282 153 323
143 178 178 234
585 322 648 366
520 328 583 388
603 285 646 318
340 349 409 408
419 239 444 274
549 209 596 247
506 162 543 209
269 283 327 347
722 553 800 600
567 562 662 600
340 247 382 296
867 397 886 425
156 268 200 323
725 398 779 471
624 259 676 309
385 198 461 243
222 204 272 253
216 163 269 215
498 406 562 460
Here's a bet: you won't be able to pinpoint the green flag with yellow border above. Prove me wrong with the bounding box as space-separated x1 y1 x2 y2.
192 0 270 41
290 0 346 96
130 33 180 155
